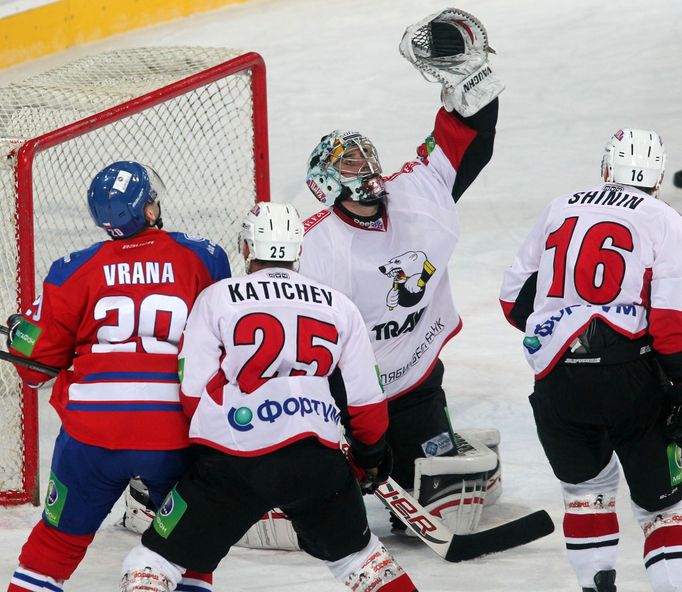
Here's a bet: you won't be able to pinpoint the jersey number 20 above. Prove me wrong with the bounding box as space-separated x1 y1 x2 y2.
93 294 188 354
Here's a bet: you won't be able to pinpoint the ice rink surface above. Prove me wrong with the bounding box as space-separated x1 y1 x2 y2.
1 0 682 589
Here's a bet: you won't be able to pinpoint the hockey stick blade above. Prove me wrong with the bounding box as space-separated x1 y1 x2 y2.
0 350 59 376
374 478 554 562
444 509 554 561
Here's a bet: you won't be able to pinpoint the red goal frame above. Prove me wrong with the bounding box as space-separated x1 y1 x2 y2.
4 51 269 505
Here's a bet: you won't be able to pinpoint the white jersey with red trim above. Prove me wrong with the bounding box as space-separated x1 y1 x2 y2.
500 182 682 379
299 106 496 399
178 268 387 456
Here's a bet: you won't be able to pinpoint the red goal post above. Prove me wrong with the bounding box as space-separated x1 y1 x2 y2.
0 47 270 504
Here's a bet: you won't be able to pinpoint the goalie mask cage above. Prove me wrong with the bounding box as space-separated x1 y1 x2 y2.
0 47 270 505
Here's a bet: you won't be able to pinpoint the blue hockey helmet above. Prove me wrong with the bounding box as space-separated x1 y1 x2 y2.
87 161 166 239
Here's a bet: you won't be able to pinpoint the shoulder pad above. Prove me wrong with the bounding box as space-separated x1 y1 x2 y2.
168 232 231 282
46 241 107 287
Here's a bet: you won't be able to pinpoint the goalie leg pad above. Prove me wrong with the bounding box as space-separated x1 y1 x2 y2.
456 428 502 506
120 477 156 535
414 434 497 534
233 508 300 551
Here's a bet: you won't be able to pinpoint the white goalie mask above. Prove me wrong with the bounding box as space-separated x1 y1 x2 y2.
239 202 304 271
601 128 666 192
306 131 387 205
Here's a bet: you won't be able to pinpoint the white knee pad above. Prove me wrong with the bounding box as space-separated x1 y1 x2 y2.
234 509 300 551
327 535 409 592
457 428 502 506
561 454 621 500
121 567 175 592
631 497 682 532
121 544 184 592
414 432 497 534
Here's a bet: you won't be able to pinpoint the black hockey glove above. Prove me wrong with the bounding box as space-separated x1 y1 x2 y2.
665 405 682 447
6 313 24 350
347 444 393 495
660 378 682 446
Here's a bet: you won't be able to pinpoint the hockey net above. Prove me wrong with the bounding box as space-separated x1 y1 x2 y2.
0 47 269 504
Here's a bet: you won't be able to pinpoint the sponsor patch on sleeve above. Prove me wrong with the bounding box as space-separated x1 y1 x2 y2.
12 319 42 357
178 358 185 383
153 487 188 539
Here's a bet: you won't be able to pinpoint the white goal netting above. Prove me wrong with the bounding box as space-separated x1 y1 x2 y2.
0 47 269 503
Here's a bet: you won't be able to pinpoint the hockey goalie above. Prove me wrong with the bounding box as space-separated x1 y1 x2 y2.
122 5 504 550
299 4 504 541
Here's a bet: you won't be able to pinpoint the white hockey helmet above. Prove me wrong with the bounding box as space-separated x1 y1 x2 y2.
239 201 304 270
601 128 666 191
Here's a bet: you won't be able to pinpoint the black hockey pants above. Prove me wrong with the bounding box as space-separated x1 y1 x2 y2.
141 438 372 573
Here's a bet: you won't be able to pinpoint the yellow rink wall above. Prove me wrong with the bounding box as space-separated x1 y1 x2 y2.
0 0 247 69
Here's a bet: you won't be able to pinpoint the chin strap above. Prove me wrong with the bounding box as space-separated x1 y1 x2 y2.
153 201 164 230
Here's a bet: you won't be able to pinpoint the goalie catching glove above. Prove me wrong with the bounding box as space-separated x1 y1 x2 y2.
399 7 504 116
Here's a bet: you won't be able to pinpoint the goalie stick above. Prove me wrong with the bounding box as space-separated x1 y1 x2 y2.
0 325 59 376
374 477 554 562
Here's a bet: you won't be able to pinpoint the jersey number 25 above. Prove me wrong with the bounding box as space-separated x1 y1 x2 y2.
234 313 339 394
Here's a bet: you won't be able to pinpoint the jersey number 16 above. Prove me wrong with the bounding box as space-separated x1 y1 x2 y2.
545 216 633 305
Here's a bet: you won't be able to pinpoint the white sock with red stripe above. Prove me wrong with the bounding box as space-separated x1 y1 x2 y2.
177 570 212 592
634 499 682 591
560 454 620 589
326 534 417 592
7 566 64 592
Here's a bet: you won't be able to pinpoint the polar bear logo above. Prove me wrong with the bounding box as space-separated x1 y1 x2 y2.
379 251 436 310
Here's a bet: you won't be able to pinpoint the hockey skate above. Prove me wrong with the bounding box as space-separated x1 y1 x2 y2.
582 569 616 592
